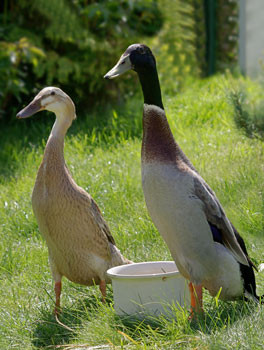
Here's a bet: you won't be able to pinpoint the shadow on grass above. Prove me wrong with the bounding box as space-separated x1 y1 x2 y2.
31 291 261 348
113 298 259 340
31 294 102 349
188 299 256 334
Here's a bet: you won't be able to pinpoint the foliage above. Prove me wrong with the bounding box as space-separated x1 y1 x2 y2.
229 84 264 140
0 74 263 349
192 0 207 76
0 0 243 123
215 0 238 71
0 0 163 120
149 0 201 95
0 37 45 118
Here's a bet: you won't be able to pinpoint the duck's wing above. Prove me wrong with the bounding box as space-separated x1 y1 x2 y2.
230 223 257 270
193 176 249 266
71 186 117 261
90 198 116 246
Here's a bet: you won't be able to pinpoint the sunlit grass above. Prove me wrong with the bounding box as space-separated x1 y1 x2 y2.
0 75 263 349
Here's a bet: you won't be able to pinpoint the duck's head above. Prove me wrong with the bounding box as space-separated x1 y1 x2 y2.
16 87 76 120
104 44 156 79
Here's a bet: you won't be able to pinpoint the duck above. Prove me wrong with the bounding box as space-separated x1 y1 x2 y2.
16 87 131 314
104 44 263 313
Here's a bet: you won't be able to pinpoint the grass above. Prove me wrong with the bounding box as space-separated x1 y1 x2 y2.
0 74 263 349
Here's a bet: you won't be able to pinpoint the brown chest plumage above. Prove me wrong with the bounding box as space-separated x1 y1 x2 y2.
141 105 195 173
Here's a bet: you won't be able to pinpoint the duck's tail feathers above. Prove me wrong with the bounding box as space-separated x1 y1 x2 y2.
123 257 134 264
109 243 133 266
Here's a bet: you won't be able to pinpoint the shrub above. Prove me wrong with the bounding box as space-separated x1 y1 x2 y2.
149 0 201 95
229 88 264 140
0 0 163 120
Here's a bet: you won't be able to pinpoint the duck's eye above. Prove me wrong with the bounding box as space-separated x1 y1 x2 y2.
50 91 55 96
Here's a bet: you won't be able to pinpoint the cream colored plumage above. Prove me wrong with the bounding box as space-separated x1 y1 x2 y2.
17 87 130 313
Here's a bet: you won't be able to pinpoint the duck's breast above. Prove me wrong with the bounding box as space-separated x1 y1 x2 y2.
32 166 111 284
33 197 111 285
141 161 217 282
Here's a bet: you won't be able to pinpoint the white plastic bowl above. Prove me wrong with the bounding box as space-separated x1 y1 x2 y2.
107 261 190 318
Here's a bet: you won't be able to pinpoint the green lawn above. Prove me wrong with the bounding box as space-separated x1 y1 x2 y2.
0 75 263 349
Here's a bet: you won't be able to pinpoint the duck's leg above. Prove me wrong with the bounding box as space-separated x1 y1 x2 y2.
54 280 62 315
189 282 203 317
49 256 63 314
99 280 106 303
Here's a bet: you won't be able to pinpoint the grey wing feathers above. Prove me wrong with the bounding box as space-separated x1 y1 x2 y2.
193 176 249 266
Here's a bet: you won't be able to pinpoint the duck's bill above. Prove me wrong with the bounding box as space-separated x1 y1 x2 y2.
104 55 132 79
16 99 43 119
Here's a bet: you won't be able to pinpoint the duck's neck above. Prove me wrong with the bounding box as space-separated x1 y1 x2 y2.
137 65 177 163
138 66 197 169
142 104 178 163
137 66 164 109
50 111 72 139
43 111 72 170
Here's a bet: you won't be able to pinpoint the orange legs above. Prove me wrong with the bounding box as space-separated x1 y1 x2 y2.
53 280 74 332
54 279 106 315
189 282 203 317
54 281 62 315
99 280 106 303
